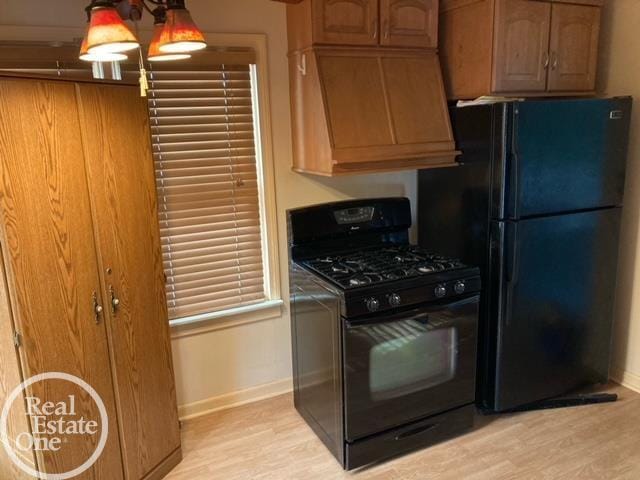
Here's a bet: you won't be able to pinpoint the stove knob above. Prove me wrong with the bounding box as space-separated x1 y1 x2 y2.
454 281 466 295
434 285 447 298
365 297 380 312
388 293 402 307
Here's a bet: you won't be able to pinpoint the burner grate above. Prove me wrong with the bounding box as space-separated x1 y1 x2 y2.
303 245 466 289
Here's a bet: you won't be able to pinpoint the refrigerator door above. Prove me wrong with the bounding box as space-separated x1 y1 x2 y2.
505 98 631 219
490 208 621 412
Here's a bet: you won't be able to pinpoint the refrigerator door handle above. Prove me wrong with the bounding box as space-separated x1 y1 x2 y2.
508 104 520 220
508 151 520 220
504 222 519 326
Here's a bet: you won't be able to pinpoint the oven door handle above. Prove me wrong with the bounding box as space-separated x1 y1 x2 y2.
345 294 479 328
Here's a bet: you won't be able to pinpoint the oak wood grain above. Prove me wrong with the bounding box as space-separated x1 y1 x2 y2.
75 83 181 480
312 0 380 46
380 0 438 48
492 0 551 93
438 0 603 99
0 77 123 479
439 0 494 99
547 2 600 92
0 245 36 479
289 46 457 175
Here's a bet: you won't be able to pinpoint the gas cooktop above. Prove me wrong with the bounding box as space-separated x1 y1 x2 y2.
302 245 469 289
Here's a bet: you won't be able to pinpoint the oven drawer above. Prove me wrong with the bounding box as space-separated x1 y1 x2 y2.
345 404 475 470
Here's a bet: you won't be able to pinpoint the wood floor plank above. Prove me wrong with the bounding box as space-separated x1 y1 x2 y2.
166 384 640 480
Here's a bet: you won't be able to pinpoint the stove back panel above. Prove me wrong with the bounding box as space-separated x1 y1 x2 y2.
288 198 412 260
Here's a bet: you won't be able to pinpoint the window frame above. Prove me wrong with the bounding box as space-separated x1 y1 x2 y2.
163 33 283 331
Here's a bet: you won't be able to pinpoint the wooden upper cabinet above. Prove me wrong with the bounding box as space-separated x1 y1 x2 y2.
287 0 438 50
439 0 603 99
313 0 379 45
492 0 551 93
547 3 600 92
380 0 438 48
289 47 457 175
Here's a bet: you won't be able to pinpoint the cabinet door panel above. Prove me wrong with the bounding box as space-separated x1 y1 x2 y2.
0 79 123 479
381 53 453 147
380 0 437 48
76 84 181 479
492 0 551 93
313 0 379 45
318 53 393 151
548 4 600 92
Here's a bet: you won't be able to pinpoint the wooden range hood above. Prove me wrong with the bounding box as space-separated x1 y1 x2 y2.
283 0 459 176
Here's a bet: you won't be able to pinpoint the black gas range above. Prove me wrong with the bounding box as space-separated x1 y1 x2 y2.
288 198 480 470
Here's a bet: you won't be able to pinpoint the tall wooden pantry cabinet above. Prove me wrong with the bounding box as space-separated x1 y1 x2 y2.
0 76 181 479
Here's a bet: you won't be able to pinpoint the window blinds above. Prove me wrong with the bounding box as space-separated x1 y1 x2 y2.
148 57 266 320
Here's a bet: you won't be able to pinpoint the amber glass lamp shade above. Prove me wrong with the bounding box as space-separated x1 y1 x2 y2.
148 23 191 62
79 33 128 62
158 8 206 53
86 6 140 54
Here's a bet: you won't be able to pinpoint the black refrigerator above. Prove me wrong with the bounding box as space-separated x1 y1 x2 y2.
418 97 632 412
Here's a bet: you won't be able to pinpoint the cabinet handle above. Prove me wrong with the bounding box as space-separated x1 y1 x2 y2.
383 19 390 39
551 51 558 70
543 51 550 69
92 291 103 324
372 19 378 39
109 285 121 315
297 53 306 76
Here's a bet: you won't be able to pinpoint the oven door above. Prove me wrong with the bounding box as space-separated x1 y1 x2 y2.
343 295 479 441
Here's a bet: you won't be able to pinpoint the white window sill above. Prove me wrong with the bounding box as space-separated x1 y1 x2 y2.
169 299 284 340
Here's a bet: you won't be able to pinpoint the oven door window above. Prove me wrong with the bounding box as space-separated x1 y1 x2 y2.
367 321 457 401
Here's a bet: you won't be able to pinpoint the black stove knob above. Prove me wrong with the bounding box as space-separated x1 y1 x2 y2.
434 285 447 298
454 281 466 295
388 293 402 307
365 297 380 312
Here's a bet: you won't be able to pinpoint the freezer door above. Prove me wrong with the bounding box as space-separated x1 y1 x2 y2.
506 98 631 219
492 208 621 411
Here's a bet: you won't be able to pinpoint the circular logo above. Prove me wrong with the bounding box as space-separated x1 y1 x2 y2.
0 372 108 480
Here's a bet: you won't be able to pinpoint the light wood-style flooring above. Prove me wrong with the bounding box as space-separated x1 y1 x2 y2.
166 384 640 480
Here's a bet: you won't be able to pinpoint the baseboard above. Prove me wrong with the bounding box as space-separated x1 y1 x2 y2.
610 366 640 393
178 377 293 421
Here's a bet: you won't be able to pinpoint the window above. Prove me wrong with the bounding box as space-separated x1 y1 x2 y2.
147 49 276 322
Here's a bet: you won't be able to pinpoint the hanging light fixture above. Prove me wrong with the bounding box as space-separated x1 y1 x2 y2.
84 0 140 54
148 8 191 62
79 30 128 62
158 0 206 54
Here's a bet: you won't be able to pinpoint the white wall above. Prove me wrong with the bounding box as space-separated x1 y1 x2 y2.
598 0 640 392
0 0 418 412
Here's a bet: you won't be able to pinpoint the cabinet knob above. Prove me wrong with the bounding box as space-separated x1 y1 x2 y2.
109 285 121 315
92 292 103 324
297 54 307 76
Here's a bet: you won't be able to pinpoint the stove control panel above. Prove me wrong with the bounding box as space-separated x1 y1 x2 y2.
348 276 481 318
